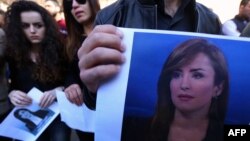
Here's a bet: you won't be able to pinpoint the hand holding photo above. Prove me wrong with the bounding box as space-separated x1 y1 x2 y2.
0 87 59 141
96 28 250 141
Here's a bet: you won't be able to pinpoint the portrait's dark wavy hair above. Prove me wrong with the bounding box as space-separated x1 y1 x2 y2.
4 0 66 84
14 108 37 131
150 38 229 141
63 0 100 61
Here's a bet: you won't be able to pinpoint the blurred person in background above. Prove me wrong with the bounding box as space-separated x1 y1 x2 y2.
0 27 12 141
44 0 67 35
0 9 5 27
222 0 250 36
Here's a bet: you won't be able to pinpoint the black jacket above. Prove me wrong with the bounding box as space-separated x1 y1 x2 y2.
95 0 221 34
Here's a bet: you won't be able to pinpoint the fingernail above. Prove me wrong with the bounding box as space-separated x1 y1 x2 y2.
116 28 124 38
121 55 126 63
121 42 126 52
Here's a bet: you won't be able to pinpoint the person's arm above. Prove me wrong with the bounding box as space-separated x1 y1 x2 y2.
222 20 240 36
77 25 125 109
64 57 84 106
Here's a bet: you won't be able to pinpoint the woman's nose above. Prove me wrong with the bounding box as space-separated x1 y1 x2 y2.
29 25 35 33
72 0 79 8
180 75 190 90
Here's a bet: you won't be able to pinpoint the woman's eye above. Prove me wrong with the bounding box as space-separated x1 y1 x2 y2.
172 71 181 79
193 72 204 79
34 23 43 28
21 23 29 29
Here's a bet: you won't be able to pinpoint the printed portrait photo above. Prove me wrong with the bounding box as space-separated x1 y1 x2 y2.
13 108 55 135
121 31 250 140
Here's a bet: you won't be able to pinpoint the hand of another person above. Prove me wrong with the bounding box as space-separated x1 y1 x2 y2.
8 90 32 107
78 25 126 93
39 89 57 108
64 84 84 106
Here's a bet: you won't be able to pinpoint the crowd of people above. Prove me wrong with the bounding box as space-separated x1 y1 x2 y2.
0 0 249 141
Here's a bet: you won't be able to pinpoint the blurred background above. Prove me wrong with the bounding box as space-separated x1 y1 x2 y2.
0 0 242 23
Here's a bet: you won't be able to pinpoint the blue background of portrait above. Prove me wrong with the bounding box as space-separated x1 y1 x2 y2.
124 32 250 125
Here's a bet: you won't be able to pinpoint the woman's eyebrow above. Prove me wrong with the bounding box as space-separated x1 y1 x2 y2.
190 68 205 72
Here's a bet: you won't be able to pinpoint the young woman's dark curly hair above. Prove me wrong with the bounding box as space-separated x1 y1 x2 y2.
4 0 67 84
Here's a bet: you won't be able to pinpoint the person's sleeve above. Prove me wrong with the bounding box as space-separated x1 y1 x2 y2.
64 57 83 88
222 20 240 36
240 23 250 37
82 84 96 110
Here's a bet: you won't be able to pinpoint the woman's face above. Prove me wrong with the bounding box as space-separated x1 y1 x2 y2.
21 11 45 44
170 53 220 114
19 110 32 119
71 0 92 24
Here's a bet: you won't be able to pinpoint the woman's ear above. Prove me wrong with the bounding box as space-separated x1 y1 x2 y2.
214 82 224 97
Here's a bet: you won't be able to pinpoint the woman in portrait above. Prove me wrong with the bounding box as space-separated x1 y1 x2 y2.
150 38 229 141
14 108 54 135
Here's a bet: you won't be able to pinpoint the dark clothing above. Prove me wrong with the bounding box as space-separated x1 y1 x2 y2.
37 116 71 141
0 29 12 141
240 22 250 37
64 36 86 89
64 55 83 89
232 15 249 33
0 109 13 141
75 130 94 141
95 0 221 34
0 29 12 116
7 58 64 93
121 116 224 141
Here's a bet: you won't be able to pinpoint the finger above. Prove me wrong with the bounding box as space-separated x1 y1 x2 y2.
64 89 71 100
92 25 123 36
80 64 121 92
15 99 21 106
68 90 81 105
83 47 125 69
40 94 53 108
75 87 84 105
42 95 54 108
39 95 47 108
71 91 82 106
67 90 75 103
15 99 27 107
48 94 56 105
78 25 124 57
19 95 32 104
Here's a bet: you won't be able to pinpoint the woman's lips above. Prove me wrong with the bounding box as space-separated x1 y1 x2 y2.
178 94 194 101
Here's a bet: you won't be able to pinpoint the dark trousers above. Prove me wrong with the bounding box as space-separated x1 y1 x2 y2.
0 110 13 141
76 130 94 141
37 116 71 141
